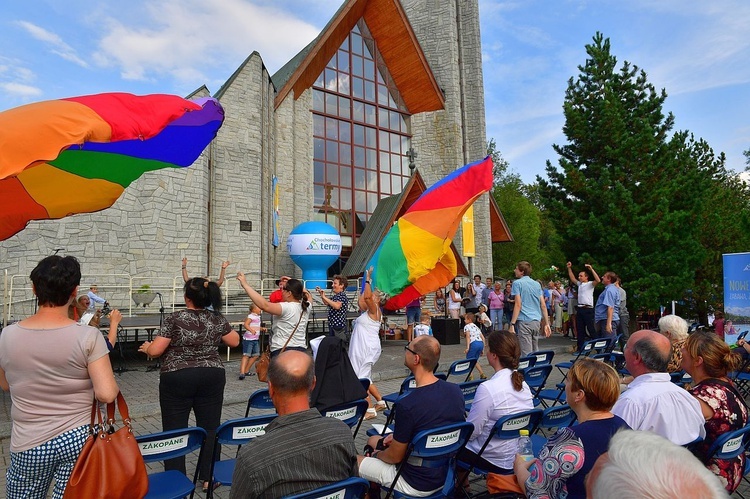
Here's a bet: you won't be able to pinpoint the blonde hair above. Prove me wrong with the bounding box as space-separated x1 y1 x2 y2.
684 331 741 378
569 358 620 411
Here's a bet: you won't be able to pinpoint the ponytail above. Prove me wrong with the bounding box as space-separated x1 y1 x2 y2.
487 330 524 392
511 371 525 392
184 277 223 311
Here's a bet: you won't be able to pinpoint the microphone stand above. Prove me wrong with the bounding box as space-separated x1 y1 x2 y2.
145 292 165 372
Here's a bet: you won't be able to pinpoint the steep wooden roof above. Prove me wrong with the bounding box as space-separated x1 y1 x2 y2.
489 194 514 243
272 0 444 113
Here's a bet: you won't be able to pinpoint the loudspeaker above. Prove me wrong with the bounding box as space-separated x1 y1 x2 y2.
431 318 460 345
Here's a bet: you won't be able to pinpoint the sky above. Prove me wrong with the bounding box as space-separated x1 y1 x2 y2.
2 0 749 184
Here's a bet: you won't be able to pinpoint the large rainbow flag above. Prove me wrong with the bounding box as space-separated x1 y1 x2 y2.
369 156 494 310
0 92 224 241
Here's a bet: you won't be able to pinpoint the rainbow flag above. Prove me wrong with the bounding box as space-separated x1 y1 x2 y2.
369 156 494 309
0 92 224 240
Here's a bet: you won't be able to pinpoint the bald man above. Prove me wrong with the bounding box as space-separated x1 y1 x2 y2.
230 350 357 498
611 330 705 445
357 336 465 496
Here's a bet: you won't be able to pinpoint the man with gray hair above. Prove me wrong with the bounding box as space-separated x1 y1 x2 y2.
231 350 357 498
611 330 705 445
586 430 726 498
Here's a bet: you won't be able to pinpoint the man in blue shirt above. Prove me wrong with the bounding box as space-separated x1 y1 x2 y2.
508 261 551 356
594 271 620 338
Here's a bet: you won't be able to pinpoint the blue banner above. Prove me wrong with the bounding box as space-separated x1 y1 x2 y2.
723 252 750 345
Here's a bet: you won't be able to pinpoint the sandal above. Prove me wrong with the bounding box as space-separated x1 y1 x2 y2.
202 481 221 493
365 408 378 420
374 400 387 412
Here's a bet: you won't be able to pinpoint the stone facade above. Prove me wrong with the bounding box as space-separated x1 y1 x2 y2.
0 0 493 301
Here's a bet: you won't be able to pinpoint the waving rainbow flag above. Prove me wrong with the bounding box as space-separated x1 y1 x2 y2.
369 156 494 310
0 92 224 241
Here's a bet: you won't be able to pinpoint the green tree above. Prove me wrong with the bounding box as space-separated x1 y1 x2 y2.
538 33 729 315
487 140 563 279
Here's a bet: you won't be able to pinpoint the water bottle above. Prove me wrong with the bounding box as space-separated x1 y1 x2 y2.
518 429 534 461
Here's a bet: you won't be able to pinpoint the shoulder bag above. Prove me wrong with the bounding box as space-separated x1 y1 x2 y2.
63 392 149 499
256 312 303 382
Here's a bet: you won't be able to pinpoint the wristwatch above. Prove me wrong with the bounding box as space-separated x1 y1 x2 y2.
511 322 516 327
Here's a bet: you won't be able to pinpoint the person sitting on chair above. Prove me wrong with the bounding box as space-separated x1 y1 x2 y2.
357 336 465 496
230 350 358 498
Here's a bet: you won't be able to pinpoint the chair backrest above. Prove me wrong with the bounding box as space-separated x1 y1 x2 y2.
388 421 474 499
457 380 485 409
136 427 206 464
590 338 612 354
518 355 537 372
215 414 278 447
399 373 448 395
523 365 553 397
323 399 370 437
706 424 750 461
528 350 555 366
536 405 576 433
445 358 477 382
488 408 544 441
283 477 370 499
245 388 275 416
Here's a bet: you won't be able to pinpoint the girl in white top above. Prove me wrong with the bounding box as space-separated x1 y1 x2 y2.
237 274 310 354
347 267 386 418
448 280 463 319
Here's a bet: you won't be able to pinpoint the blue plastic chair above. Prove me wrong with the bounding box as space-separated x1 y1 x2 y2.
245 388 275 416
282 477 370 499
322 399 370 437
528 350 555 366
457 379 485 412
523 364 553 401
518 355 536 372
136 427 206 499
531 405 576 456
705 423 750 463
442 358 478 383
207 414 277 498
382 421 475 499
457 408 543 476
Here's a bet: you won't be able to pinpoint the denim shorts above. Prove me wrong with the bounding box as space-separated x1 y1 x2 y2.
406 306 421 326
242 339 259 357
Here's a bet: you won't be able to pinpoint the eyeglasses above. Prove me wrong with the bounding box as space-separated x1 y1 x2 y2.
404 344 418 356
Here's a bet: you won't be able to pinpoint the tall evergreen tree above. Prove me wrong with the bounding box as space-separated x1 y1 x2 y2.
539 33 728 313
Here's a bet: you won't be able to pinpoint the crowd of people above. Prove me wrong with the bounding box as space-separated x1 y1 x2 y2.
0 254 745 498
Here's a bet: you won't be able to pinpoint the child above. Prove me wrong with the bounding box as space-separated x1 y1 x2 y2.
464 312 487 380
477 304 492 333
239 304 263 380
413 314 433 337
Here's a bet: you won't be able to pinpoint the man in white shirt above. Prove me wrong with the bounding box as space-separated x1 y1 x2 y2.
566 262 600 351
611 330 705 446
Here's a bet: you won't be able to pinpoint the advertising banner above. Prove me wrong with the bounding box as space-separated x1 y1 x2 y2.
723 252 750 346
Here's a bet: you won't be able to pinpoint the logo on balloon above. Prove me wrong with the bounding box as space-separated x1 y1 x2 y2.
306 237 341 252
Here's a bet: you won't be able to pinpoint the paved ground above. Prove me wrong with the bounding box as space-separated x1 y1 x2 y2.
3 332 749 498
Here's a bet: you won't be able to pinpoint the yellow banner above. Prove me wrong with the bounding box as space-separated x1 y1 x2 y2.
462 205 475 257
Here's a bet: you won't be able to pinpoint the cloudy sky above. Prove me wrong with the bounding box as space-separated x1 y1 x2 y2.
2 0 749 183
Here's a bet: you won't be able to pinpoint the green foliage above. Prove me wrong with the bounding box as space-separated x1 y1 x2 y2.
538 32 750 318
487 141 564 279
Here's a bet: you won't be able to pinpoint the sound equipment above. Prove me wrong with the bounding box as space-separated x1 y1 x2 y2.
431 317 460 345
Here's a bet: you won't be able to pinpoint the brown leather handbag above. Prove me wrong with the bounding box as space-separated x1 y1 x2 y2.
63 392 149 499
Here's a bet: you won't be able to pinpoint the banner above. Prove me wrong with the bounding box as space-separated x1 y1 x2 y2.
272 176 280 247
722 252 750 346
461 205 476 257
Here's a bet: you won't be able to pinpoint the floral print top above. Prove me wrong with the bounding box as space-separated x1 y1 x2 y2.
157 309 233 373
689 378 748 492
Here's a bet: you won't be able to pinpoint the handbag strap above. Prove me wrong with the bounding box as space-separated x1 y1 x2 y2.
106 392 132 426
89 398 103 429
281 312 304 353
